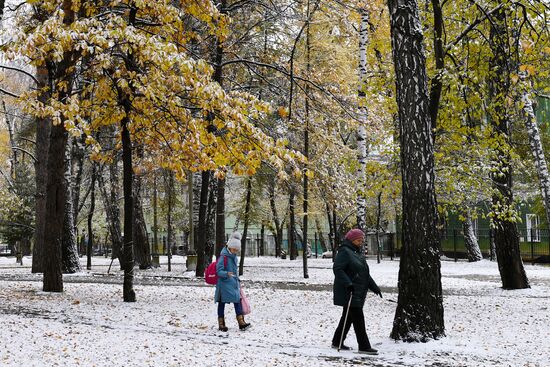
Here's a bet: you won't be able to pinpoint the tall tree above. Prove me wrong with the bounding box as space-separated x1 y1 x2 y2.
356 8 370 232
42 0 80 292
487 4 529 289
388 0 445 341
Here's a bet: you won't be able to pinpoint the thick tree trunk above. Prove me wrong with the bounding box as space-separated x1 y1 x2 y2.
239 177 252 276
32 66 49 274
62 139 80 273
43 123 68 292
388 0 444 341
462 210 482 262
356 9 369 231
43 0 77 291
488 5 529 289
522 81 550 230
195 170 210 277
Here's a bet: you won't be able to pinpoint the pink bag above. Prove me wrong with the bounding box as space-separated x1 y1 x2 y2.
240 287 251 315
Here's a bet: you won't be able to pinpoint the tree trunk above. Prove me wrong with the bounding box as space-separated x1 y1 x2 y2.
215 177 226 256
32 66 49 274
43 0 77 292
43 123 68 292
119 3 137 302
288 188 297 260
302 3 311 279
205 176 217 263
98 161 123 268
71 136 85 230
86 163 97 270
165 170 174 271
376 192 382 264
213 0 227 258
522 79 550 230
239 177 252 276
315 217 327 252
269 178 282 257
121 110 135 301
428 0 445 136
195 170 210 277
488 5 529 290
462 210 482 262
132 168 151 269
356 9 369 232
152 174 160 267
62 139 80 273
388 0 444 341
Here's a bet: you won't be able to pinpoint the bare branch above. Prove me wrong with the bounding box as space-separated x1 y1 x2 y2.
0 65 39 85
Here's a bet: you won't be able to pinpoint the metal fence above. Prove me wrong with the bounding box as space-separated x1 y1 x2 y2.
394 228 550 262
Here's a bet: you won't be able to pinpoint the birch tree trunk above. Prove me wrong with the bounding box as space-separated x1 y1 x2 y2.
488 5 529 290
356 9 369 232
388 0 445 341
522 79 550 230
462 210 482 262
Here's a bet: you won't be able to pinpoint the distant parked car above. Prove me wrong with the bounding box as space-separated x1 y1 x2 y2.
321 251 333 259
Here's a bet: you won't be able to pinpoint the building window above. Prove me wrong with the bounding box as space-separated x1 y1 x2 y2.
526 214 540 242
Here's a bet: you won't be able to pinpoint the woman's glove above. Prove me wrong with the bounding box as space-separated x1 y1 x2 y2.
372 284 382 298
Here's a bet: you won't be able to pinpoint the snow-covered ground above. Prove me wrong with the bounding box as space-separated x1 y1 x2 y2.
0 255 549 366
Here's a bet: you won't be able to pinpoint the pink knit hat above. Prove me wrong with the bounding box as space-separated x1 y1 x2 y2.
345 229 365 242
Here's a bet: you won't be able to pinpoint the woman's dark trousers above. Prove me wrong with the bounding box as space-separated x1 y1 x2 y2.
331 306 371 350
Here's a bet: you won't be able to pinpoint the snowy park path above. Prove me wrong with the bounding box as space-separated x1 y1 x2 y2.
1 256 549 367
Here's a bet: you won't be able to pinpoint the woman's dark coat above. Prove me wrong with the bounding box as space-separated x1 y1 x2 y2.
333 239 380 308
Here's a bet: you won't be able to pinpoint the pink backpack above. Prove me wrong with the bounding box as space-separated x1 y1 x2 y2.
205 256 227 285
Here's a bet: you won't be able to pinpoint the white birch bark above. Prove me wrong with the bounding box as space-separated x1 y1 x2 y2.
462 210 482 262
522 78 550 230
356 9 369 231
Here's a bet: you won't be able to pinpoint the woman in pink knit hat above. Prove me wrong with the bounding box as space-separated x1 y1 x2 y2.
331 228 382 355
